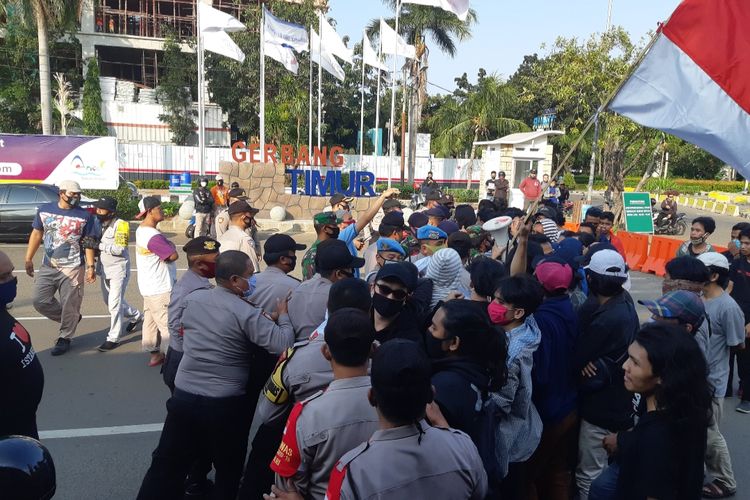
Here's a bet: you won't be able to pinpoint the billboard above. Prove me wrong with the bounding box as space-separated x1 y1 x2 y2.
0 134 120 189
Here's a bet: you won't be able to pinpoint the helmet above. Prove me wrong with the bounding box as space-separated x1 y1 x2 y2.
200 177 209 183
0 436 56 500
230 181 240 189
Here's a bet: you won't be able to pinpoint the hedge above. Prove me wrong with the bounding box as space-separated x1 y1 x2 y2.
569 176 745 194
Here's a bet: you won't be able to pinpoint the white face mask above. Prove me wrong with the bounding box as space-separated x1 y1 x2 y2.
200 181 208 187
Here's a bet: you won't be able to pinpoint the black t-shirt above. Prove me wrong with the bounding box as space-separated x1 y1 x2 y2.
729 258 750 322
616 410 705 500
0 309 44 435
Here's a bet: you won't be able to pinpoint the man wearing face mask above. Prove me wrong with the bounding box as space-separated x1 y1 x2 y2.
250 234 306 312
214 187 250 239
364 238 406 284
289 239 365 341
192 177 214 238
137 250 293 500
210 174 229 215
302 212 342 281
413 225 448 276
25 180 97 356
218 200 261 275
94 196 143 352
0 251 44 439
676 216 717 257
372 262 432 344
163 236 221 393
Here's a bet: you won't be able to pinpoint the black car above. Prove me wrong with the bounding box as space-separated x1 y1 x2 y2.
0 184 97 241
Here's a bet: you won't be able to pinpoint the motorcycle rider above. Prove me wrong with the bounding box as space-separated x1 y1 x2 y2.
192 177 214 237
656 191 678 228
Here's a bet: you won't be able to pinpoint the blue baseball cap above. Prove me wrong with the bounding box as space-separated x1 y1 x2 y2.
416 225 448 241
376 237 406 256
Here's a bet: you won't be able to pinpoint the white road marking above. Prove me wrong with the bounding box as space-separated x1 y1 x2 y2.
39 423 163 439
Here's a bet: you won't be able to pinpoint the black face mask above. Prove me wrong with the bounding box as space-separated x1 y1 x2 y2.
325 227 340 239
284 255 297 271
217 180 224 186
97 213 114 223
63 194 80 207
243 216 253 227
425 332 449 360
373 293 405 318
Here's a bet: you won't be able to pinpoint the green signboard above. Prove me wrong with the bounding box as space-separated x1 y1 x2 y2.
622 192 655 233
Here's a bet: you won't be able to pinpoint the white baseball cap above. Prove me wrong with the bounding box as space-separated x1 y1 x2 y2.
215 174 224 181
585 249 629 278
697 251 730 270
58 180 82 193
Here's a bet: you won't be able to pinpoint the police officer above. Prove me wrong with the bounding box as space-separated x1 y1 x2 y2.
192 177 214 237
414 224 448 275
214 187 248 239
239 279 372 500
163 236 220 392
269 308 379 499
364 237 406 284
0 436 56 500
94 196 143 352
289 239 364 341
250 234 305 312
218 200 260 274
324 339 487 500
362 210 405 277
138 250 294 500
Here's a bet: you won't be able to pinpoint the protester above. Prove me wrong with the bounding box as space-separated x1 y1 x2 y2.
447 231 474 296
135 196 178 367
525 257 579 500
241 279 372 500
597 211 625 256
574 249 639 500
362 211 404 277
0 251 44 439
94 196 142 352
289 239 365 340
454 204 478 230
163 237 220 392
425 205 449 227
24 180 97 356
192 176 214 237
490 275 543 496
677 216 717 257
486 171 498 198
218 200 261 273
495 171 509 204
424 248 464 309
465 257 507 321
723 222 750 262
372 262 432 344
137 250 293 500
317 339 488 500
519 170 542 212
663 255 712 352
583 207 603 226
730 227 750 411
596 324 712 500
269 308 378 499
328 193 353 213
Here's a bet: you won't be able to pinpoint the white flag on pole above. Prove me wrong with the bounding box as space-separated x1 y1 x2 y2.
203 30 245 62
311 28 345 82
402 0 470 21
263 5 309 53
265 41 299 74
379 18 416 59
320 14 353 64
363 32 388 71
198 3 245 33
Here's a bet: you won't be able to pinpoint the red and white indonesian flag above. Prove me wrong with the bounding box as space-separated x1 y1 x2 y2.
609 0 750 173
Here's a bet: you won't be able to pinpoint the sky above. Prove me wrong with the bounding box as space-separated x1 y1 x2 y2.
330 0 682 95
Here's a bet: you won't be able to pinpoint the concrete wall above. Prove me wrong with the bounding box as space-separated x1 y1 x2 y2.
219 161 381 220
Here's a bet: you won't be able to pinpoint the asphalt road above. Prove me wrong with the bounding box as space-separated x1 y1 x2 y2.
4 212 750 499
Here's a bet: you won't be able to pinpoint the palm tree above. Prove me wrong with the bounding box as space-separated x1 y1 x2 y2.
367 1 476 182
428 75 529 188
1 0 81 134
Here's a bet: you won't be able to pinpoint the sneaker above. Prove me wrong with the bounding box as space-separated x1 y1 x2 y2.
51 338 71 356
98 341 120 352
148 352 165 367
126 315 143 333
184 478 214 498
736 401 750 414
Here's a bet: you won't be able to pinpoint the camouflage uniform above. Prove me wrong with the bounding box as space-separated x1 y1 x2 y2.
301 240 320 281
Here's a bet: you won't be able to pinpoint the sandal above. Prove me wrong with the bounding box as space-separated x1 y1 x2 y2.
702 480 736 499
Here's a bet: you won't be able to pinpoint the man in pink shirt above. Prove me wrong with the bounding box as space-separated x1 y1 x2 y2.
519 171 542 212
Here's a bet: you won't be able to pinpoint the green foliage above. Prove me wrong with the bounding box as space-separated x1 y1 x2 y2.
667 141 724 180
161 202 181 218
444 188 478 202
133 179 170 189
157 30 197 145
563 172 576 189
82 59 107 136
84 183 140 219
571 176 746 194
375 183 414 198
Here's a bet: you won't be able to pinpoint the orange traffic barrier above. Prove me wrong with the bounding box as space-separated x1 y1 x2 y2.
714 245 728 254
641 236 683 276
619 231 649 271
563 222 580 232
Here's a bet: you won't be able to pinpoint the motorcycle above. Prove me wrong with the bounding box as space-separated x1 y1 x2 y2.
651 200 687 235
410 183 442 210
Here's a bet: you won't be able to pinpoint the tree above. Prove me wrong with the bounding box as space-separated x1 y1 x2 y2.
0 0 83 134
368 2 476 182
427 72 528 187
82 58 108 136
157 31 197 146
668 140 724 180
53 72 73 134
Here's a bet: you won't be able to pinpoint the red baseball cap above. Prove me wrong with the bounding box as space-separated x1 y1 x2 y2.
534 258 573 293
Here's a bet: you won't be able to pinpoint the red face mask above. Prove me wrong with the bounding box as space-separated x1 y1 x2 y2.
488 302 513 325
201 260 217 279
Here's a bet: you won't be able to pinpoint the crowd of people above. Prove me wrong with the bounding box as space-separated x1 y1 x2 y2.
2 176 750 500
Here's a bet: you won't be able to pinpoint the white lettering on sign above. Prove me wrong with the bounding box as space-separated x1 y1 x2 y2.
0 162 22 175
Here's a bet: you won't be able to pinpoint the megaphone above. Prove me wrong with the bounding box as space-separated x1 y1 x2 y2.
482 216 513 249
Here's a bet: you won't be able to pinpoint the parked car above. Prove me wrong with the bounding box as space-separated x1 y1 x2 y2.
0 183 97 242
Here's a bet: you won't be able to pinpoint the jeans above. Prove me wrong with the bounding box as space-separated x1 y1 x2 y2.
33 265 84 339
589 462 620 500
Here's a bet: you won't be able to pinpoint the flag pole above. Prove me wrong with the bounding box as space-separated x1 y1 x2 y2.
197 6 205 176
374 27 382 160
308 26 313 154
259 7 266 153
317 12 323 151
387 1 400 188
359 31 366 170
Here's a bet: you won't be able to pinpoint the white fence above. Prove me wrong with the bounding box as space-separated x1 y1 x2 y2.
118 143 481 185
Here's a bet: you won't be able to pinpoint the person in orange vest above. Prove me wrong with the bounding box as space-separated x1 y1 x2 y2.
210 174 230 216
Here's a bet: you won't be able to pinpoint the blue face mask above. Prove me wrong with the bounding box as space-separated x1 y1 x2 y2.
0 277 18 306
243 275 257 298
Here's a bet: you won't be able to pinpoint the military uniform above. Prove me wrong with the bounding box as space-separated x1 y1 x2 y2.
301 240 320 281
326 420 488 500
138 285 294 499
270 376 378 499
288 276 331 341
